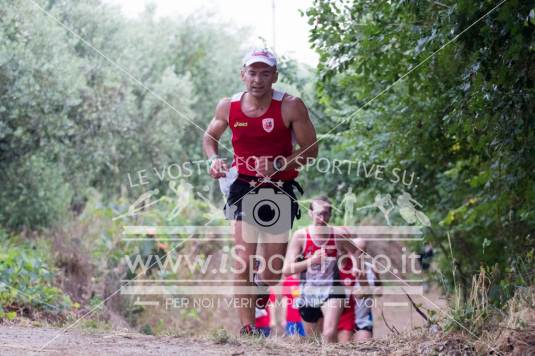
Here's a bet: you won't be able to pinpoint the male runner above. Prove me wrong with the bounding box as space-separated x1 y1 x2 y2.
337 238 381 342
282 196 357 343
203 48 318 335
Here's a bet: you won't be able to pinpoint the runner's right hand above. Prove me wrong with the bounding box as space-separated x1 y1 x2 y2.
352 268 367 282
309 248 327 266
209 158 228 179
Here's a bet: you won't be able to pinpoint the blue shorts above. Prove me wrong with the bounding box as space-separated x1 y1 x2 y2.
355 305 373 332
257 326 271 337
285 321 305 336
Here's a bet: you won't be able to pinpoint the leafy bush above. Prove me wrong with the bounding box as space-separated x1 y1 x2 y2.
1 0 245 231
305 0 535 308
0 228 73 317
0 154 72 230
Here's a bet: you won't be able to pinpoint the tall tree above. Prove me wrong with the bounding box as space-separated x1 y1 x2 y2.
305 0 535 302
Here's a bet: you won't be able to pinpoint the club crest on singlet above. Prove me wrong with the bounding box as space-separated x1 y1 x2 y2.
262 118 274 133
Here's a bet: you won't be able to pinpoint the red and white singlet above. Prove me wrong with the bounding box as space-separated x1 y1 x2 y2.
299 227 338 307
228 90 298 181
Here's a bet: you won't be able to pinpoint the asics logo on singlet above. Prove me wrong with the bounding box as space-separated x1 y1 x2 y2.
234 121 248 128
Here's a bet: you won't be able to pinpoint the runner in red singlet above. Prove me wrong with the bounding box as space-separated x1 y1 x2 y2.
282 196 357 343
203 48 318 336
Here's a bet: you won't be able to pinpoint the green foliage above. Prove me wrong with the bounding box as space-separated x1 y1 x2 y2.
0 228 73 316
140 324 154 335
0 0 245 230
0 0 254 322
210 327 233 344
0 154 73 230
305 0 535 309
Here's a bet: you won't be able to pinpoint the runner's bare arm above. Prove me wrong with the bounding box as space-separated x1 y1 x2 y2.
203 98 230 157
282 230 307 276
280 96 318 170
203 98 230 178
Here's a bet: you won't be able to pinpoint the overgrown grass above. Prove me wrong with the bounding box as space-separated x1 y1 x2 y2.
445 268 493 334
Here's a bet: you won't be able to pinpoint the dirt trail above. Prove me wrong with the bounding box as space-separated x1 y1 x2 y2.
0 236 448 355
373 286 446 337
0 288 446 356
0 325 252 356
0 322 445 356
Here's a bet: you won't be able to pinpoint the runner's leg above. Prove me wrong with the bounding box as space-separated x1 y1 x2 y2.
337 330 353 343
255 231 288 284
321 298 344 343
354 329 372 341
303 320 321 340
233 220 257 327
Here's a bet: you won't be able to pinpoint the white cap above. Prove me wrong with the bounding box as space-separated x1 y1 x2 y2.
242 48 277 67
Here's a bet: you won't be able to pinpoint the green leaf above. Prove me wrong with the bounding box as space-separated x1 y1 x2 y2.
6 311 16 320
